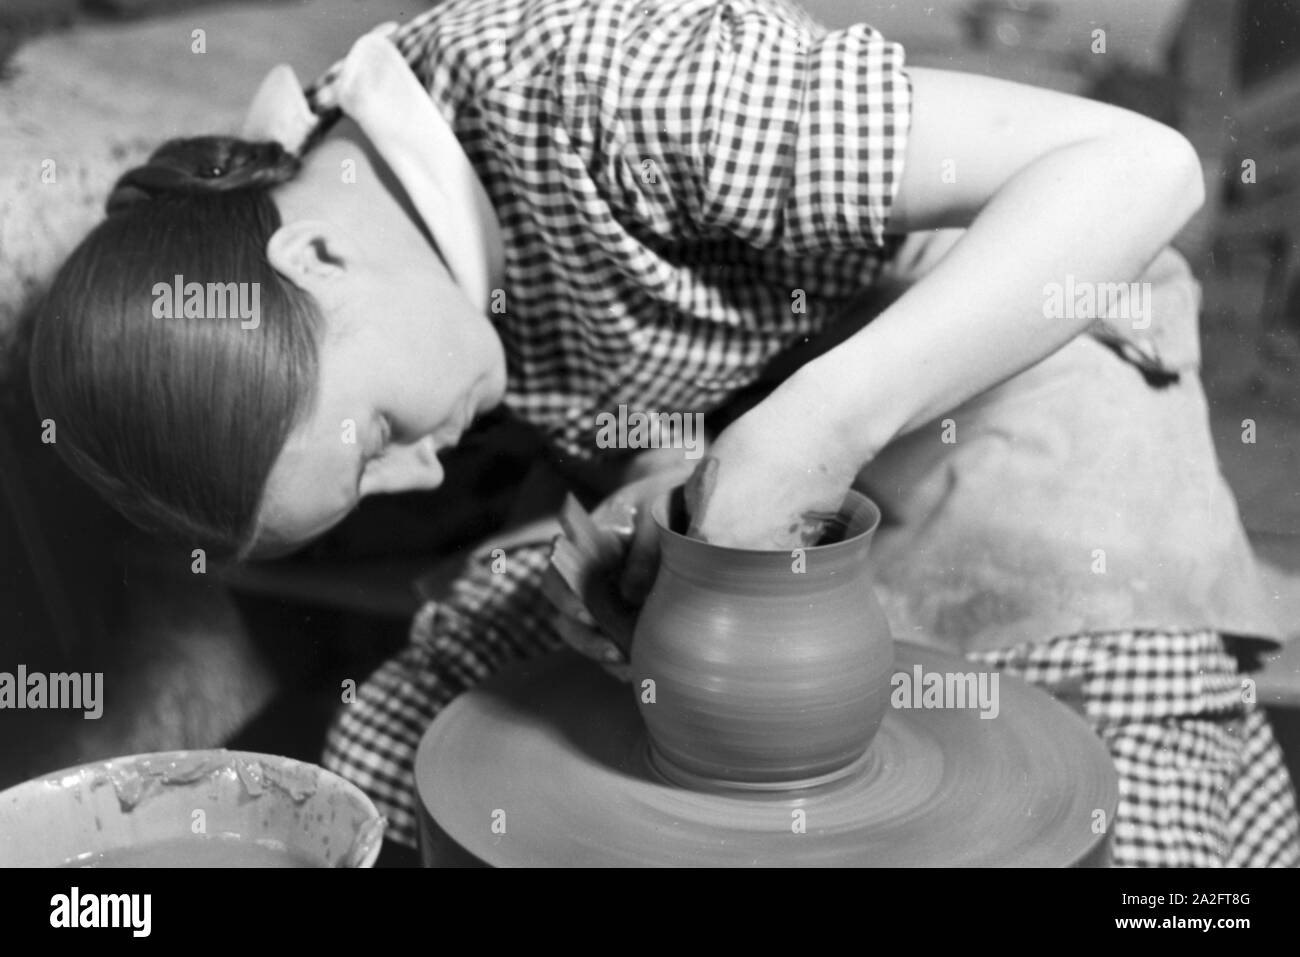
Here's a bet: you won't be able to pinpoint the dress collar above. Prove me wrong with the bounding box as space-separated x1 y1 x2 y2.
243 60 505 315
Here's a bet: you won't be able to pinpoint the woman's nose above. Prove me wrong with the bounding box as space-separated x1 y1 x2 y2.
359 436 445 497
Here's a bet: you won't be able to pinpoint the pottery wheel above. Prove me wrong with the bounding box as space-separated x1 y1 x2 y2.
416 644 1117 866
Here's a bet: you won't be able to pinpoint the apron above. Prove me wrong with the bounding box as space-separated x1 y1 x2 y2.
856 231 1281 654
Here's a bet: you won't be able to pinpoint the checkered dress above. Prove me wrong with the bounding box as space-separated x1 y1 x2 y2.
968 631 1300 867
304 0 910 460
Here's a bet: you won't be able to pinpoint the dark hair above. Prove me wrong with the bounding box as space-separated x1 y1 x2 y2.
28 136 321 559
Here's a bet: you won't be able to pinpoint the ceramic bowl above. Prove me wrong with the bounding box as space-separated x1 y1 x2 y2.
0 749 384 867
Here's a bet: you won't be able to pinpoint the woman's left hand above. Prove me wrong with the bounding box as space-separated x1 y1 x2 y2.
685 375 865 550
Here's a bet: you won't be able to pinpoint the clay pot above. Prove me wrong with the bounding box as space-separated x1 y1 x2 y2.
631 489 894 790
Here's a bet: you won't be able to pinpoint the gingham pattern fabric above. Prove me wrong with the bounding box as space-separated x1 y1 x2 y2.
968 630 1300 867
325 542 563 846
303 0 911 461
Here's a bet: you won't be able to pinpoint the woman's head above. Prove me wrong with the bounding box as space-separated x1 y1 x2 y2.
29 132 507 559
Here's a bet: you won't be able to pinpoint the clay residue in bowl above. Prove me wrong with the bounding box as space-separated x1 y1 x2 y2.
89 752 319 813
80 752 382 867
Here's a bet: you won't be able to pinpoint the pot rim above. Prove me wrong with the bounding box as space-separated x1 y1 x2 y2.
650 486 882 557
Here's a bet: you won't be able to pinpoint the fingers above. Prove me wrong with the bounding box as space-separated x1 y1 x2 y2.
618 500 661 605
599 496 637 540
683 456 719 540
539 563 590 620
542 563 631 682
553 613 622 663
551 607 632 683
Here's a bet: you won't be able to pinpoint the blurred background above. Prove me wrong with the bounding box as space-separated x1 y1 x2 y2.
2 0 1300 840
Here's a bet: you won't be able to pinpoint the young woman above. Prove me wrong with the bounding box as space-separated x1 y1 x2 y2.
29 0 1299 865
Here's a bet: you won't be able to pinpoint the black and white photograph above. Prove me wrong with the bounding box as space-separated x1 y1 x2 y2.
1 0 1298 904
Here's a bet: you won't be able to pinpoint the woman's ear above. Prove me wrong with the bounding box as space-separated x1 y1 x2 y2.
266 221 351 292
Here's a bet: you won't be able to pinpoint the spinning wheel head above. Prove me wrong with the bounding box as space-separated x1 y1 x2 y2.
415 647 1118 867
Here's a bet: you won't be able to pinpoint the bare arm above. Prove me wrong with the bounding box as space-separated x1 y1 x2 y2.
693 67 1205 546
811 66 1202 454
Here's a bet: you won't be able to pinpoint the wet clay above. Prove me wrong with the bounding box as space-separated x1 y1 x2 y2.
94 752 319 812
415 647 1118 866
